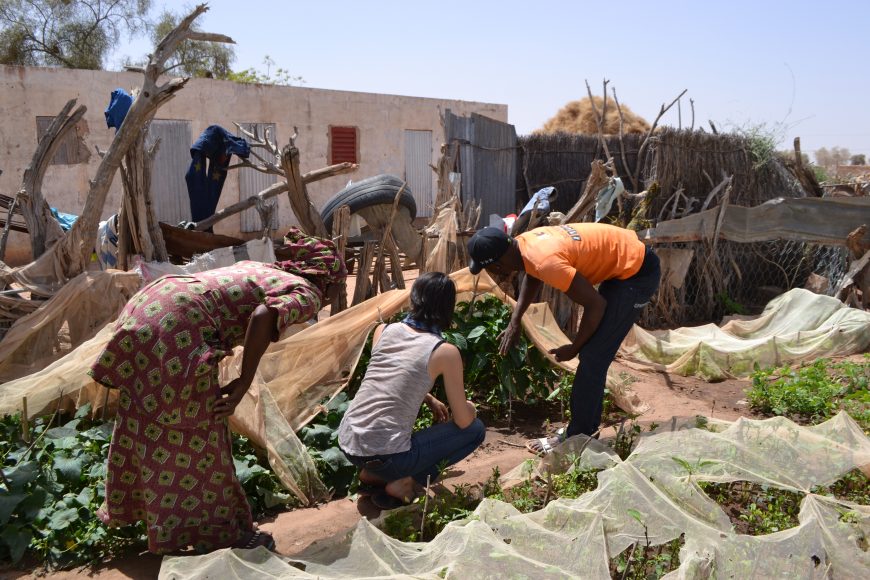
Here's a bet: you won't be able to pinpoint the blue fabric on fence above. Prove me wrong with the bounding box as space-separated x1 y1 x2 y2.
105 89 133 131
185 125 251 224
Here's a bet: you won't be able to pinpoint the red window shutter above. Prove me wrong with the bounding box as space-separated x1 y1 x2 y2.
330 126 357 164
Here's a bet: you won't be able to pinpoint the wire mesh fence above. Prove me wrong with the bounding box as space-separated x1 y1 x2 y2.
642 239 850 329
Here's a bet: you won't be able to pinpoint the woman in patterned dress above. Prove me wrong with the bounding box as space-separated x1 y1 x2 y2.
88 228 346 554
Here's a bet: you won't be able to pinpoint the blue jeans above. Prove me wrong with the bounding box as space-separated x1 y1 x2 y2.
343 418 486 486
567 247 661 437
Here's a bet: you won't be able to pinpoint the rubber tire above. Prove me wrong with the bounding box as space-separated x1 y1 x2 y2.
320 174 416 232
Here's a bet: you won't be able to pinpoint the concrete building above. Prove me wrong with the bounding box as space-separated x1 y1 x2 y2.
0 65 507 265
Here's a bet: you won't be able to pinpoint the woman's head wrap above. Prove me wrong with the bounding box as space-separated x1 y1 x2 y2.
274 227 347 291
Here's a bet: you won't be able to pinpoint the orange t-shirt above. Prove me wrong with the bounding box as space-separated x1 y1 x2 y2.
516 223 646 291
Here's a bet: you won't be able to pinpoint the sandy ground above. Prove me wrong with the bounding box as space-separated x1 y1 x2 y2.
0 355 757 580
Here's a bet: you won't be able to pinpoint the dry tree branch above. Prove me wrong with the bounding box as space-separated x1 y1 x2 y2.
632 89 688 193
585 79 613 161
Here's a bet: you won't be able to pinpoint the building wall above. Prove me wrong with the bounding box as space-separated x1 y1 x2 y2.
0 65 507 265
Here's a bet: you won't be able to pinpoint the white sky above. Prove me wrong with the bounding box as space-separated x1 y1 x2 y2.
111 0 870 159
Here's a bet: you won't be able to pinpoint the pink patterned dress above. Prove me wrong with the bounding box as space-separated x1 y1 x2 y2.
89 259 326 553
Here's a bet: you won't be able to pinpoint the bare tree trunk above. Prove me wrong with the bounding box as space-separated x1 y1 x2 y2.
18 99 84 258
281 138 329 238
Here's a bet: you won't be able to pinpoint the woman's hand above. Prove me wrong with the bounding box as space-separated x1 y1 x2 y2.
425 395 450 423
214 377 250 420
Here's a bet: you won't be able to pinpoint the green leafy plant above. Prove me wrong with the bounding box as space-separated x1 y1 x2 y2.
381 484 478 543
300 392 356 496
747 358 868 429
0 405 146 569
445 297 564 410
231 434 299 515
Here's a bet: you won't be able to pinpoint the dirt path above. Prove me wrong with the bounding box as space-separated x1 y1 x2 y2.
1 360 757 580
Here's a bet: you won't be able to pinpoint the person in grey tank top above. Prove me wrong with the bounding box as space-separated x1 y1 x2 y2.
338 272 485 510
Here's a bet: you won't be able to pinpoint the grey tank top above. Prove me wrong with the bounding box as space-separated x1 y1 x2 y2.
338 323 444 456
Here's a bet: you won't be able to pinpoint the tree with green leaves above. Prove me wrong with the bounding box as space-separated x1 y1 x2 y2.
148 8 235 78
0 0 151 69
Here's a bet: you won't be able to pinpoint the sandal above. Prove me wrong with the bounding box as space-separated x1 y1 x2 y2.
236 530 277 551
525 431 565 456
371 491 412 511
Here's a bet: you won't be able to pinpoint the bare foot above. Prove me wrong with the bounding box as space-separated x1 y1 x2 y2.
384 476 417 503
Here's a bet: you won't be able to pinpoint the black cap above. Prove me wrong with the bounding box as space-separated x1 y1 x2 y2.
467 227 511 274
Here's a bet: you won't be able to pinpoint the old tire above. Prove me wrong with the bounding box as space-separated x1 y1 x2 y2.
320 174 416 232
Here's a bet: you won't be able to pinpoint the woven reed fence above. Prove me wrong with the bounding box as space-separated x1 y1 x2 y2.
516 129 847 329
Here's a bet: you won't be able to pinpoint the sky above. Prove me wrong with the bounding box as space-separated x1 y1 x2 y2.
110 0 870 159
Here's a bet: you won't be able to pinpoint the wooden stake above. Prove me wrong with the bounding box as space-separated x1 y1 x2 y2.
21 397 29 443
373 182 408 293
352 241 376 306
331 205 351 314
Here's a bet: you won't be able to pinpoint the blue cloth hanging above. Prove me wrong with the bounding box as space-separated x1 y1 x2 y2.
104 88 133 132
185 125 251 224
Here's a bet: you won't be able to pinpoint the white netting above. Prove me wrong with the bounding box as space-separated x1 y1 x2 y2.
623 287 870 380
159 412 870 579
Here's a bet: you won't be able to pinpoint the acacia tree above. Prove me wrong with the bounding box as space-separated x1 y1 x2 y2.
0 0 151 69
815 146 852 171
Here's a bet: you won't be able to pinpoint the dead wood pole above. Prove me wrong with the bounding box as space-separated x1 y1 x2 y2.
0 192 21 261
18 99 85 259
611 88 636 192
689 98 695 131
281 130 329 238
373 182 407 294
386 238 405 290
632 89 688 196
193 162 356 232
331 204 351 313
793 137 803 171
6 4 231 288
352 241 376 306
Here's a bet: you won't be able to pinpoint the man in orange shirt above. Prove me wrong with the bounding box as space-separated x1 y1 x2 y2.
467 223 660 454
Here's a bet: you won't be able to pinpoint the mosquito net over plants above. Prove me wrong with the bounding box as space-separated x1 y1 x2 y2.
159 412 870 579
621 288 870 381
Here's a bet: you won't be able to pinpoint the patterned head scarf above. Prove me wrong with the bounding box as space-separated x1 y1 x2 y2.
275 227 347 291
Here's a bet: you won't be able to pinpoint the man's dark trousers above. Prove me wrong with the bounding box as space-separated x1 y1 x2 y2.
567 247 661 437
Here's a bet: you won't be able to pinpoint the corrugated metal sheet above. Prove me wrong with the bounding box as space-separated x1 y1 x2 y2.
238 123 279 233
404 129 433 217
147 120 192 225
444 111 517 222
